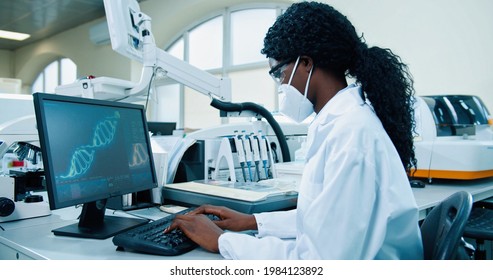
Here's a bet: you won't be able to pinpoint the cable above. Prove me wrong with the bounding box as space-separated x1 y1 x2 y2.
144 69 157 112
112 67 156 106
112 209 154 222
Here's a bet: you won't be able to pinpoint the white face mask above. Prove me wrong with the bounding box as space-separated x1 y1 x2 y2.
278 56 314 123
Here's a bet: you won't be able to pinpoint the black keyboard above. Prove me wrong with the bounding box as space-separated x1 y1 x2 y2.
112 208 219 256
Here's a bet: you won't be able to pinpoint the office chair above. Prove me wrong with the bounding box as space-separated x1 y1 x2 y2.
463 202 493 259
420 191 473 260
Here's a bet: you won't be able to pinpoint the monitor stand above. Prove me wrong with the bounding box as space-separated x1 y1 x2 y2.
52 199 148 239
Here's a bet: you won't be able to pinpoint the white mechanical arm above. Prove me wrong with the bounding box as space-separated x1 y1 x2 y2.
57 1 230 102
108 2 231 102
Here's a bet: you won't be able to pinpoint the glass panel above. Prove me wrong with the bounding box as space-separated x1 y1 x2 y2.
167 37 184 60
184 86 221 129
423 95 490 136
60 58 77 85
228 67 276 111
151 84 181 123
231 9 277 65
424 95 490 125
182 69 279 130
189 16 223 70
44 61 59 94
32 73 44 93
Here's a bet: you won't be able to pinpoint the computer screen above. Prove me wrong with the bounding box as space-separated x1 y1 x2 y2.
33 93 157 239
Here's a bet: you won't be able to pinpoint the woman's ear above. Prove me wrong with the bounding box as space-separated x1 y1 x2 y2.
300 56 314 72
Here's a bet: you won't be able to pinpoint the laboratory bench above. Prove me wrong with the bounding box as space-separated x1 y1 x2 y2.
0 206 221 260
413 177 493 220
2 177 493 260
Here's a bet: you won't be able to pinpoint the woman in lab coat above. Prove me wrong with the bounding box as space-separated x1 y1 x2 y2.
166 2 424 259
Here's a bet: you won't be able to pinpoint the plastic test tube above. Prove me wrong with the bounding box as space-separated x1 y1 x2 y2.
242 131 254 182
257 130 270 179
250 133 262 181
233 130 247 182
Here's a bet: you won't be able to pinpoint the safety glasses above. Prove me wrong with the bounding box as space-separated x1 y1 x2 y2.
268 59 291 84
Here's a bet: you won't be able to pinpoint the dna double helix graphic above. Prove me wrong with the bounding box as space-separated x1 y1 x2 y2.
129 143 149 168
60 112 120 179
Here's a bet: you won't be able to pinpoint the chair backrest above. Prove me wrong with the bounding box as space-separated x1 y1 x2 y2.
420 191 473 260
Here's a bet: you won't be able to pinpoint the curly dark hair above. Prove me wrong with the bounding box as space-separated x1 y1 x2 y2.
261 2 417 172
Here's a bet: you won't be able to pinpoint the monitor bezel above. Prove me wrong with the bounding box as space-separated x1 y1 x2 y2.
33 92 158 211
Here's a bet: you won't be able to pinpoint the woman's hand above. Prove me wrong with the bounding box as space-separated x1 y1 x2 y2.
190 205 258 232
164 205 258 253
165 214 224 253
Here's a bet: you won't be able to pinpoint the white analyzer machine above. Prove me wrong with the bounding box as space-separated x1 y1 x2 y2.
413 95 493 182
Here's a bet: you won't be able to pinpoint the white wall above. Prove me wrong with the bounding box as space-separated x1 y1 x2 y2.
0 50 13 78
8 0 493 112
327 0 493 109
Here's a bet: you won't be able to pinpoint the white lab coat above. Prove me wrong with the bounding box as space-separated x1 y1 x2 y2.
218 84 424 259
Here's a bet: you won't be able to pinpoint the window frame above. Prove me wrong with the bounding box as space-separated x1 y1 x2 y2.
32 57 77 94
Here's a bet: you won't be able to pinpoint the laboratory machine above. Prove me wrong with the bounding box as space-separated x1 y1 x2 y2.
413 95 493 182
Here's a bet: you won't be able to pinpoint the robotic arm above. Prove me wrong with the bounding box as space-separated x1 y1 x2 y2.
57 0 231 103
104 0 231 102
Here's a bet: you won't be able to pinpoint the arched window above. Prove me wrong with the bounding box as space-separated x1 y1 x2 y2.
32 58 77 94
152 5 288 130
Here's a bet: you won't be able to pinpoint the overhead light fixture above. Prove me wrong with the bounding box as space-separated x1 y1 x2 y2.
0 30 30 41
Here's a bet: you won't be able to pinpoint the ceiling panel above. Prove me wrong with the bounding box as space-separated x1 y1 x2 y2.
0 0 107 51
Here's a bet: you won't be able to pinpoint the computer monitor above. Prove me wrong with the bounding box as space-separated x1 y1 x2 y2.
147 121 176 136
104 0 144 63
33 93 158 239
